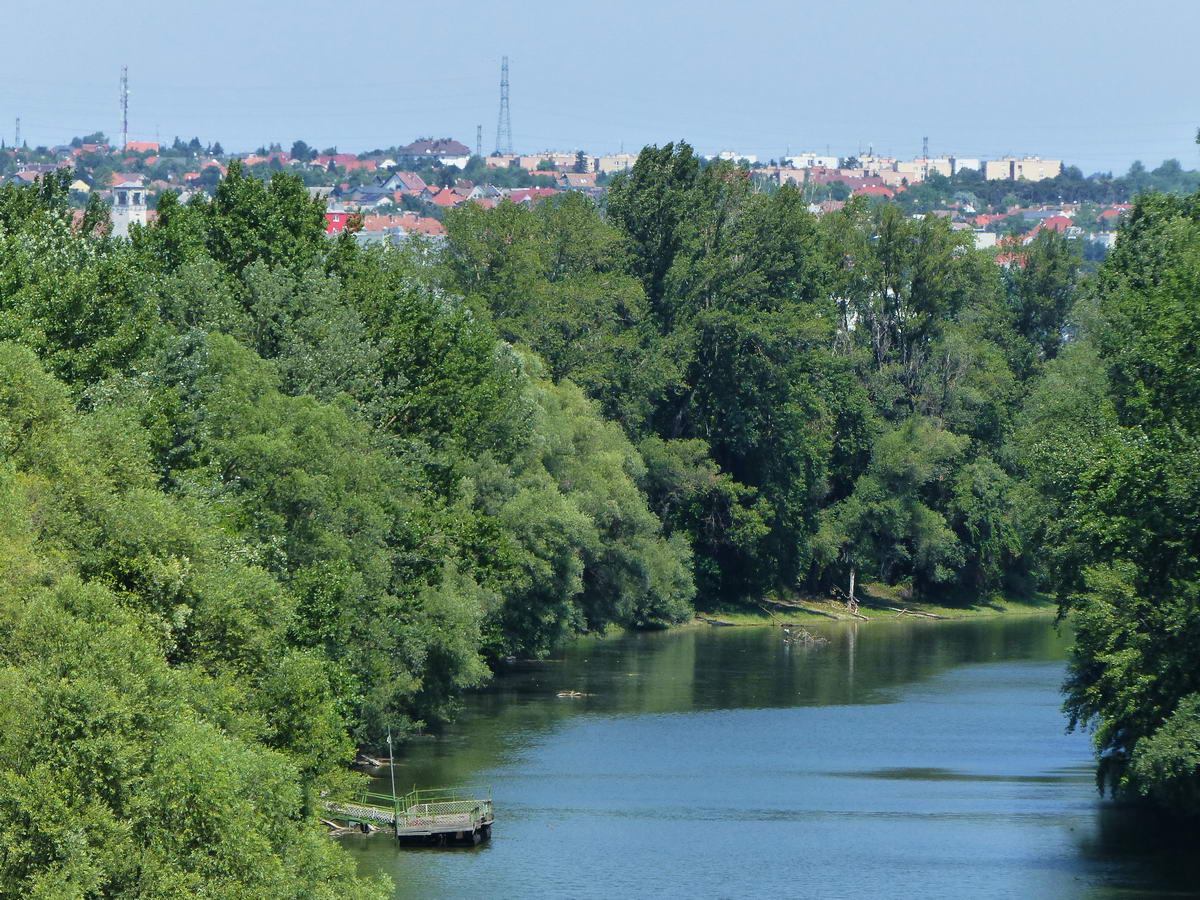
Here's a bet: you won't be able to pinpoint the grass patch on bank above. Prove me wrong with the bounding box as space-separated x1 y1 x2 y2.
693 585 1057 627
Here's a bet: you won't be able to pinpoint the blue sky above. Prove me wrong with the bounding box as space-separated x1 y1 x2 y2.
3 0 1198 174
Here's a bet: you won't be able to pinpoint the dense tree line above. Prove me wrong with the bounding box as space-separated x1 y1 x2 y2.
444 144 1077 604
1016 191 1200 816
0 143 1195 890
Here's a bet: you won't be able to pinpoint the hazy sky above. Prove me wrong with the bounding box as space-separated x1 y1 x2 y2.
3 0 1198 173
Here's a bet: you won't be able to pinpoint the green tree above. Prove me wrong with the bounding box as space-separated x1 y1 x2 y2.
290 139 315 162
0 344 389 896
1020 190 1200 814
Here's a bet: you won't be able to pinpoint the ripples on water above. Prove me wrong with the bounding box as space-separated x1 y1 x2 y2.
341 616 1200 899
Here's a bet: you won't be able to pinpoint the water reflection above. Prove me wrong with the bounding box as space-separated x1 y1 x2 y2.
341 616 1199 899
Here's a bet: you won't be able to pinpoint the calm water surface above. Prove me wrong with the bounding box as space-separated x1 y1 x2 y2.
342 616 1200 898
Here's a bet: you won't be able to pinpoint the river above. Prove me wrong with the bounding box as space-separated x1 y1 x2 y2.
341 615 1199 898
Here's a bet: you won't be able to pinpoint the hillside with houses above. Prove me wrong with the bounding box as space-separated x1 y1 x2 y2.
1 133 1195 260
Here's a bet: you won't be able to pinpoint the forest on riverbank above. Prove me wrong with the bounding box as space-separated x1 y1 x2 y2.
0 144 1195 894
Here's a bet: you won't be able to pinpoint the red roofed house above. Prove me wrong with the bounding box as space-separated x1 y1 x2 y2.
358 213 447 237
423 187 464 209
379 171 427 194
314 154 376 174
409 217 447 237
125 141 160 154
993 235 1028 268
975 213 1007 228
399 139 472 164
1097 205 1132 224
397 171 427 192
315 154 356 169
558 172 597 190
1040 215 1073 233
507 187 560 205
811 199 846 215
853 185 895 199
71 143 109 157
807 167 889 193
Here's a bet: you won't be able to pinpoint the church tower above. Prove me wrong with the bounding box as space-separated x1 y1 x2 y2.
111 180 147 238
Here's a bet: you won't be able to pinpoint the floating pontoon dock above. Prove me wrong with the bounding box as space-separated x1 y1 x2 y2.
325 788 494 845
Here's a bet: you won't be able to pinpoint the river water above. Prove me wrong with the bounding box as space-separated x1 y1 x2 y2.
341 616 1199 898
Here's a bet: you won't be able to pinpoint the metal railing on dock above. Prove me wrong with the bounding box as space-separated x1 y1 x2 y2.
324 787 494 841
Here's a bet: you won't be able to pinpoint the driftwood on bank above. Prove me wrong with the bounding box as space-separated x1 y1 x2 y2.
758 604 785 624
828 587 871 621
323 818 378 836
762 597 849 621
696 614 738 627
886 606 949 620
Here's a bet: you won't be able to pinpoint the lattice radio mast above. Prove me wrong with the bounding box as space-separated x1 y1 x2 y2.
495 56 512 155
120 66 129 151
476 124 482 159
922 135 929 180
14 117 20 148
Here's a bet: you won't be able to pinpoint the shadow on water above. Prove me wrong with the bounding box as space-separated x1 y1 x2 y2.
1073 802 1200 896
831 765 1096 784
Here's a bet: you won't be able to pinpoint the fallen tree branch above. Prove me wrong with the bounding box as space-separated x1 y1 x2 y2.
886 606 949 620
762 597 848 620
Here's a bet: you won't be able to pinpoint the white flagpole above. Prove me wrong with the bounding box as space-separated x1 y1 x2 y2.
387 728 397 797
387 727 398 833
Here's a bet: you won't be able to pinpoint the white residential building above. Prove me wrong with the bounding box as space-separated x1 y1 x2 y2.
787 153 839 169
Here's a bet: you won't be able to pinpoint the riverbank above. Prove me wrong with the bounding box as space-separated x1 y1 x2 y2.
693 585 1057 626
349 616 1192 900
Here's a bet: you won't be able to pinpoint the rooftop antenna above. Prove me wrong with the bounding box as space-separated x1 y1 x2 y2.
120 66 129 151
495 56 512 155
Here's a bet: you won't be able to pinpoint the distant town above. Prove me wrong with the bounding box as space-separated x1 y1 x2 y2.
3 132 1197 262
